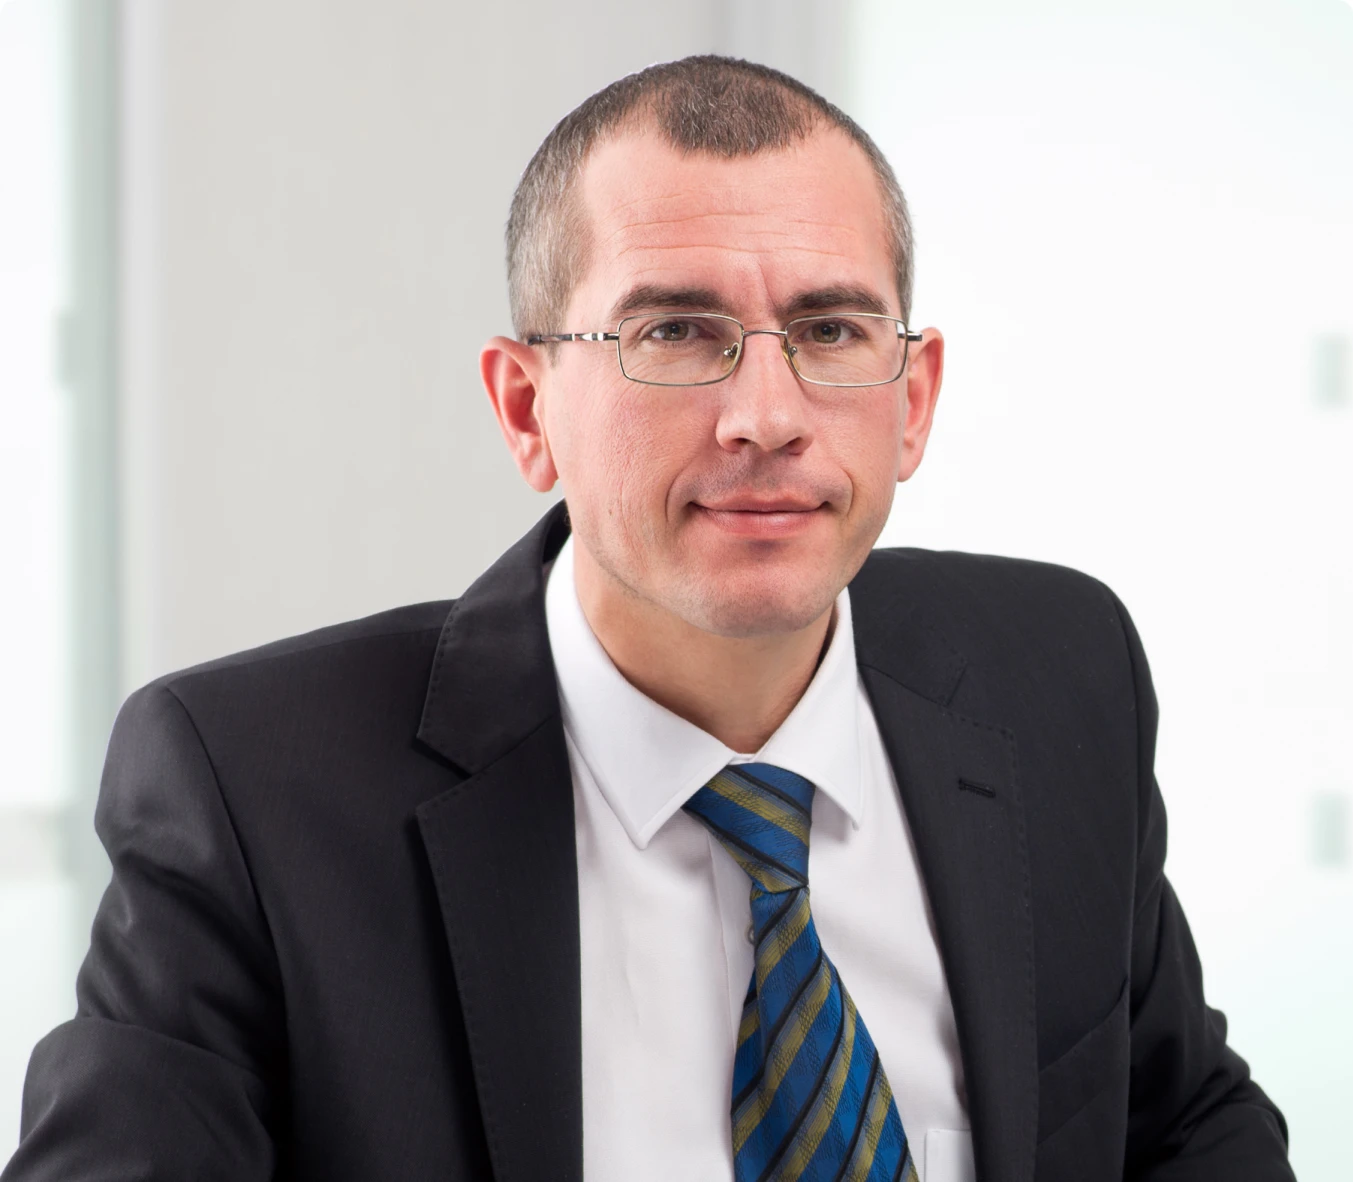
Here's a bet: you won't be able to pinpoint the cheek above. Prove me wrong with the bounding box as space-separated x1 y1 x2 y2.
555 383 706 518
818 392 907 496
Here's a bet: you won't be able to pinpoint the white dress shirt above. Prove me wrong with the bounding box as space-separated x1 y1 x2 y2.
545 537 973 1182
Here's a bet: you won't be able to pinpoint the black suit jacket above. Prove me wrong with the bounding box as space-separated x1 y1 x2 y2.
6 503 1292 1181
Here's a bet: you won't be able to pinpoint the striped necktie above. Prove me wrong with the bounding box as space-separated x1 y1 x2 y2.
684 762 919 1182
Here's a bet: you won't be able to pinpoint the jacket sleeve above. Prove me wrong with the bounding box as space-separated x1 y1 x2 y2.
1108 590 1294 1181
3 683 282 1181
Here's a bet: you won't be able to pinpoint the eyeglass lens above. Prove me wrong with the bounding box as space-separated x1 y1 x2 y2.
616 313 904 387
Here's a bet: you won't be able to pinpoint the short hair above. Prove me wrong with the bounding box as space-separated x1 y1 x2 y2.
506 55 914 342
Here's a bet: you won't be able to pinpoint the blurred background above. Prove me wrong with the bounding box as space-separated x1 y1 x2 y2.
0 0 1349 1173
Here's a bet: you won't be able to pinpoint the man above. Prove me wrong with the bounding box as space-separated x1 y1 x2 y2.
5 56 1292 1182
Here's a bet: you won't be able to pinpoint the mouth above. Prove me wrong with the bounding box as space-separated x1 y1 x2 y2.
698 496 824 514
691 497 829 538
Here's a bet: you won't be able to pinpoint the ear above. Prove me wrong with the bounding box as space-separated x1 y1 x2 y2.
481 336 558 492
897 327 945 483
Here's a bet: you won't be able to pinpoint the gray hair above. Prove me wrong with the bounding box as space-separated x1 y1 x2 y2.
506 55 914 341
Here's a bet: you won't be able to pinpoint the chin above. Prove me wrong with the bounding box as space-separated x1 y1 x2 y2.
666 569 840 639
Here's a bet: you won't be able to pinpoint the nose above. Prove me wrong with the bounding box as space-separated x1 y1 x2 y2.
713 331 814 455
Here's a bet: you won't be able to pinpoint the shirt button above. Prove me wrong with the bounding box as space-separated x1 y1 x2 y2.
746 922 756 945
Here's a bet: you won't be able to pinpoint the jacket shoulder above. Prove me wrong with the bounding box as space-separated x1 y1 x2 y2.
151 600 452 687
860 545 1121 631
124 600 455 736
866 545 1109 598
854 546 1136 702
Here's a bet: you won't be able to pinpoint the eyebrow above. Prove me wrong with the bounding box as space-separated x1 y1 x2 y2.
781 285 893 319
605 282 894 324
608 285 727 321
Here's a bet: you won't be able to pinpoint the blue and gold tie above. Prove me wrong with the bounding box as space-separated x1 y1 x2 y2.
684 763 920 1182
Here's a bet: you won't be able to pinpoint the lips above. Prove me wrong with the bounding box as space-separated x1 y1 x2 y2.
691 498 828 539
695 497 825 514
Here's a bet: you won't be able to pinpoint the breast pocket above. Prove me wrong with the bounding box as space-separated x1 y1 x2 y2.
1036 976 1130 1147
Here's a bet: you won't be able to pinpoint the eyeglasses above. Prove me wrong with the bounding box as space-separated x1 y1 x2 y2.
527 312 923 388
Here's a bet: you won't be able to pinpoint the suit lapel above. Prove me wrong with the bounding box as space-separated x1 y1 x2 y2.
852 553 1038 1182
415 502 582 1182
410 515 1038 1182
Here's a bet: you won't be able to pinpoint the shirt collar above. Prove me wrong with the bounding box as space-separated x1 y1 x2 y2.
544 536 864 850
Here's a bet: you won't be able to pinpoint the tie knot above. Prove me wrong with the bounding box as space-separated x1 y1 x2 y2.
683 763 815 894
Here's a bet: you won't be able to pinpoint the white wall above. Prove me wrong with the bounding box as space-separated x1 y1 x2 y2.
0 0 76 1145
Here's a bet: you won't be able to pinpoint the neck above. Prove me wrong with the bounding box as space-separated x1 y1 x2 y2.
572 547 834 755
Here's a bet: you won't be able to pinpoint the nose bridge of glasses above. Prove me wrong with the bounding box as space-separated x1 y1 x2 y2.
731 326 794 369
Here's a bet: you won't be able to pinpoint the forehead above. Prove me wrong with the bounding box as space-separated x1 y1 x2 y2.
572 126 897 319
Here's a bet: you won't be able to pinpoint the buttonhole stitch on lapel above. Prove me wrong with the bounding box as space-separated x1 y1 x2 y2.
957 777 997 798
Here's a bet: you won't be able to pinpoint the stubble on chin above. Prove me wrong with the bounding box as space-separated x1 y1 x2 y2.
648 551 846 640
575 491 884 642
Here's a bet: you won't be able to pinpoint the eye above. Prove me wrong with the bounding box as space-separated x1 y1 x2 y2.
808 319 854 345
648 319 697 342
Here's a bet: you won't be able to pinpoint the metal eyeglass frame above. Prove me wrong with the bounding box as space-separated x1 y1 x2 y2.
526 311 924 388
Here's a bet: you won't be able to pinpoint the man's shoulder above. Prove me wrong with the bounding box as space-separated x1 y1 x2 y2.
861 544 1116 616
855 545 1132 675
139 599 455 718
98 600 459 833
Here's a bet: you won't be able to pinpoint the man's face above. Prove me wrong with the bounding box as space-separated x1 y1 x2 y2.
533 126 937 639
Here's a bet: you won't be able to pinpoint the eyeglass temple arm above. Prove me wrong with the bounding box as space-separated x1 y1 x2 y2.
525 332 621 345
